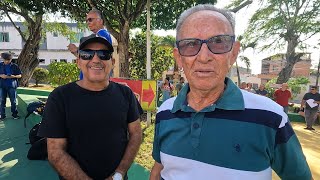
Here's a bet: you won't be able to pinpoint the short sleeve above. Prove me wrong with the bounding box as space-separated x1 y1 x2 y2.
126 88 143 123
152 119 161 163
38 88 67 138
271 121 311 179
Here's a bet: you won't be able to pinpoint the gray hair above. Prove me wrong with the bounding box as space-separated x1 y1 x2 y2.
89 8 103 19
176 4 235 39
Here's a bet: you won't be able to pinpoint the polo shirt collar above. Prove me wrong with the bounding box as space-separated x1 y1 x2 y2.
171 77 245 113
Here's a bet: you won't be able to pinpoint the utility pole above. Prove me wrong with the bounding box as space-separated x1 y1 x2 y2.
146 0 151 126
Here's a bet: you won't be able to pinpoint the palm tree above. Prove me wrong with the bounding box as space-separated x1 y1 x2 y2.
235 35 256 85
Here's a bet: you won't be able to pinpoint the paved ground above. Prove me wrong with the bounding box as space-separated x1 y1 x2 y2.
272 122 320 179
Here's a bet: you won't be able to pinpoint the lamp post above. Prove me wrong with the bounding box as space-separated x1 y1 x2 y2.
146 0 151 126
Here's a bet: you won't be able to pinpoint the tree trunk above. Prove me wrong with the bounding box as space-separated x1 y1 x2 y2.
276 62 294 84
17 16 43 87
276 33 301 84
118 21 130 78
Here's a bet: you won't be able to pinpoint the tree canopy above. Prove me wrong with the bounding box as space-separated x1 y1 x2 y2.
42 0 217 78
129 32 175 80
230 0 320 83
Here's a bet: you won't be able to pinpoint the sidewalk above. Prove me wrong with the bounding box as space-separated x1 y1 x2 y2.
272 122 320 179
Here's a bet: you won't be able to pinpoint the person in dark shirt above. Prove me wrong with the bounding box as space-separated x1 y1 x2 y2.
39 34 142 180
0 52 22 120
256 84 268 96
300 85 320 130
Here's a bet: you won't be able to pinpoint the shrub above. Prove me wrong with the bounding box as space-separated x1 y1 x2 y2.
32 67 49 86
48 62 80 86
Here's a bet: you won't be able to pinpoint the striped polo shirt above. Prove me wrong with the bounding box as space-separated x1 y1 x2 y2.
152 78 311 180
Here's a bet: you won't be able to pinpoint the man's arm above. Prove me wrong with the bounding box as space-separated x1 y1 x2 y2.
8 74 21 79
273 90 277 99
301 99 306 109
150 162 164 180
47 138 92 180
113 120 142 176
68 43 78 57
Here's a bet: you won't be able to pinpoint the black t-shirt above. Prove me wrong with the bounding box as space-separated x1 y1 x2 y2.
303 92 320 110
38 81 142 179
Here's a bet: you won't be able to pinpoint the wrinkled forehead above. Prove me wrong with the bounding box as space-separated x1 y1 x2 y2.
179 10 233 39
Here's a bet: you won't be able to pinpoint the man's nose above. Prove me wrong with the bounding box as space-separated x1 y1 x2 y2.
196 43 212 62
91 53 101 62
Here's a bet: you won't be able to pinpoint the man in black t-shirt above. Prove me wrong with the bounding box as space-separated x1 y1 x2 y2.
39 34 142 180
300 86 320 130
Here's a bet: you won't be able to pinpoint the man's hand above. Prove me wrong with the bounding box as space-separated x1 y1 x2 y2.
67 43 78 54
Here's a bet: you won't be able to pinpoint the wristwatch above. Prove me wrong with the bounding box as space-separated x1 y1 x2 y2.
112 172 123 180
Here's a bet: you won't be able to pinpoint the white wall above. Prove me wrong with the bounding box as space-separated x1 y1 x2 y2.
0 25 22 50
38 50 77 65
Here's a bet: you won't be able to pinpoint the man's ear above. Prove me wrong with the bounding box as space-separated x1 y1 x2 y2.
230 41 240 66
76 58 81 68
173 48 182 69
111 57 115 67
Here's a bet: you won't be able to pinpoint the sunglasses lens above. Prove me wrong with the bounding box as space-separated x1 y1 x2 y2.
207 35 233 54
96 50 111 60
177 39 201 56
79 50 111 61
79 50 94 60
177 35 234 56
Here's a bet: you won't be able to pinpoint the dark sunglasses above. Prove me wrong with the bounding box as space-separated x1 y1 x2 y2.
311 89 316 90
86 18 101 23
78 50 112 61
176 35 235 56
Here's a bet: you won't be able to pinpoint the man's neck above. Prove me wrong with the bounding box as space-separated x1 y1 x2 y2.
76 80 109 91
187 84 226 112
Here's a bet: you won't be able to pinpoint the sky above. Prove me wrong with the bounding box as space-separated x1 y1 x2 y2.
4 0 320 74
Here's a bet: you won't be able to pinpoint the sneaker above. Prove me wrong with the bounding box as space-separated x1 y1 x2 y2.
12 115 20 119
0 116 6 120
309 127 315 130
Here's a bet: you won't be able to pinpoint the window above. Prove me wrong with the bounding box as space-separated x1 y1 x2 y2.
72 59 77 63
50 59 57 63
70 32 84 43
39 59 45 64
60 59 67 63
0 32 9 42
53 32 58 37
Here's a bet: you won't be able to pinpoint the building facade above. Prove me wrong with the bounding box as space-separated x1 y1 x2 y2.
258 53 312 84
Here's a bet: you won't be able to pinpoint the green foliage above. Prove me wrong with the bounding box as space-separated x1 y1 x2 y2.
265 77 310 99
48 62 80 86
32 67 49 86
242 0 320 52
129 32 175 80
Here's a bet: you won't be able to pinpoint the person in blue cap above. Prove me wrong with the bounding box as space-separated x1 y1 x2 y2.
68 8 113 79
39 34 142 180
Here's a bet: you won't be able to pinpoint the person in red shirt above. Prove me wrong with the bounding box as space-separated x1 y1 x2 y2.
273 83 292 114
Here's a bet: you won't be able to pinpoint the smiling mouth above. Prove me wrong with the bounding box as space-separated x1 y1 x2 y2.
89 66 103 70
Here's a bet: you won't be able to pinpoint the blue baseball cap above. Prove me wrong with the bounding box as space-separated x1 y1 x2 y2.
79 29 113 52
